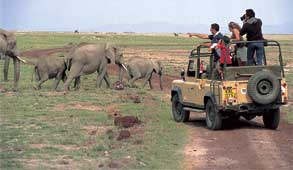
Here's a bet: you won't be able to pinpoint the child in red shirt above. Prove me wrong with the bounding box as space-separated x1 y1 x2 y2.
199 60 205 78
216 36 232 79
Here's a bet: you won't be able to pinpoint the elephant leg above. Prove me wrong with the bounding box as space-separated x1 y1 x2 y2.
61 70 67 83
129 75 141 88
63 64 83 91
143 72 152 89
128 66 141 87
13 57 20 91
34 75 49 90
96 68 107 88
73 76 81 90
34 67 41 82
148 79 153 89
3 55 10 82
53 72 62 90
103 72 111 88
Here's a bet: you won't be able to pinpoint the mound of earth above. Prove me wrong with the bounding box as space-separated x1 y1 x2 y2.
114 116 141 128
117 130 131 140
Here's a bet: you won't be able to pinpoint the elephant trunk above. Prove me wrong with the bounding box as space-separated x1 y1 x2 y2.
118 63 128 81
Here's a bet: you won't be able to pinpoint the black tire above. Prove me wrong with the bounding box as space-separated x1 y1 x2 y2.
263 108 280 129
247 70 280 105
205 99 222 130
172 94 190 122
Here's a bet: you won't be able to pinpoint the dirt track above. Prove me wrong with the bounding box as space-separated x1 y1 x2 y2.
21 46 293 170
184 114 293 170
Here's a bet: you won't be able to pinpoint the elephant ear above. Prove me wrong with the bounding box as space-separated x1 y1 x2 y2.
6 32 19 56
105 43 116 64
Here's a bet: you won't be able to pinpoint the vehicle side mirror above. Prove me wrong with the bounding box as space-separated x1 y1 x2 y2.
180 69 185 81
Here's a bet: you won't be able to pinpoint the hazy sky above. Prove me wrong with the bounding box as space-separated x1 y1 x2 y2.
1 0 292 33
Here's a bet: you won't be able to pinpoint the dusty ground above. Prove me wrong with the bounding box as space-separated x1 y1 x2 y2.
21 46 293 170
184 113 293 170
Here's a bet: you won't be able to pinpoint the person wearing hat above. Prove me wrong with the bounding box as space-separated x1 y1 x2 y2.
215 36 232 79
240 9 264 65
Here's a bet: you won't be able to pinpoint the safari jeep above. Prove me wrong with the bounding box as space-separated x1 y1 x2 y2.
171 40 288 130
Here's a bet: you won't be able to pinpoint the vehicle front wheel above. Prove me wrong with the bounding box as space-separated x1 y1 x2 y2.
205 99 222 130
263 108 280 129
172 94 190 122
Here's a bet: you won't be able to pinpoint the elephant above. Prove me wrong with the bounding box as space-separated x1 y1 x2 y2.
34 56 67 90
0 28 26 91
126 56 163 90
63 43 127 91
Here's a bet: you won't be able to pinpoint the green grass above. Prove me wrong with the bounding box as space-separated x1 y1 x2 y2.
1 53 188 170
0 74 188 169
16 32 199 51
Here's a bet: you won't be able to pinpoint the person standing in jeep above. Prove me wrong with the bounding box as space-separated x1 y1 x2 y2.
240 9 265 66
188 23 223 63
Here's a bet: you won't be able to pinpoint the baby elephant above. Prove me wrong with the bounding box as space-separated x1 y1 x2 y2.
126 56 163 90
34 56 67 90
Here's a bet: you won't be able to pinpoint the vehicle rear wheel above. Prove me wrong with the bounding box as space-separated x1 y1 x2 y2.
205 99 222 130
172 94 190 122
263 108 280 129
247 70 280 105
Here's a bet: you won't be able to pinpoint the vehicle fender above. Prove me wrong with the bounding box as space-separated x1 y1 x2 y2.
204 92 218 109
171 87 183 103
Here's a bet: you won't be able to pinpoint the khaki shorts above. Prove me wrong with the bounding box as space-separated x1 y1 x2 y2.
237 47 247 62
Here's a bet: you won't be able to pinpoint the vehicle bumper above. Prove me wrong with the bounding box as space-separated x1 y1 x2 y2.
221 103 285 113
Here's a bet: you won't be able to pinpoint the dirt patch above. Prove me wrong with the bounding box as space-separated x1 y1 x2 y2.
104 104 122 118
20 46 71 58
82 125 110 136
114 116 141 128
108 161 120 168
30 144 80 151
118 93 142 103
117 130 131 141
53 102 103 112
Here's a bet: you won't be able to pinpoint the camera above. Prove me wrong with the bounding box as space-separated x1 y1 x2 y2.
240 14 246 21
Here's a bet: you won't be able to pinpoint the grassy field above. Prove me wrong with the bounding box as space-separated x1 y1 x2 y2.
1 32 293 169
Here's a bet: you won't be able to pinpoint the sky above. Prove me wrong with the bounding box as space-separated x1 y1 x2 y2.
1 0 293 34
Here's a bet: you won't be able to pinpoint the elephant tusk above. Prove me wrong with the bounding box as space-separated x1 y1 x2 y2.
16 56 27 63
121 64 128 72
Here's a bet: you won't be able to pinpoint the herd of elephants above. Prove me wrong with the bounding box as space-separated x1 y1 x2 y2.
0 29 163 92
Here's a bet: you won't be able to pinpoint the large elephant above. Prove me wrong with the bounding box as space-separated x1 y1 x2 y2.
34 56 67 90
0 28 26 91
63 43 126 91
126 56 163 90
